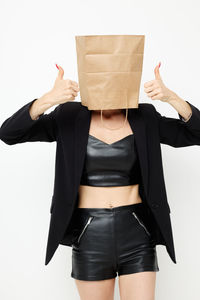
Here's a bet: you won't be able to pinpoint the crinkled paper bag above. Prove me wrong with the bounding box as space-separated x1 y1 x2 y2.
75 34 145 110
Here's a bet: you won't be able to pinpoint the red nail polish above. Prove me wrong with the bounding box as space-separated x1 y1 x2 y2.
158 62 161 68
55 64 59 70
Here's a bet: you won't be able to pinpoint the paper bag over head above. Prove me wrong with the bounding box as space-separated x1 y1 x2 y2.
75 35 145 110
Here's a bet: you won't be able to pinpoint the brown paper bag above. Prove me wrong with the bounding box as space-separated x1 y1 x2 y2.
75 34 145 110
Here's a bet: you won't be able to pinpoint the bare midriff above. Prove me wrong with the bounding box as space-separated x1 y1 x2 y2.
78 184 142 208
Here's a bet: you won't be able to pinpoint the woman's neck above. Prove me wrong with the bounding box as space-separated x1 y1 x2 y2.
92 109 125 118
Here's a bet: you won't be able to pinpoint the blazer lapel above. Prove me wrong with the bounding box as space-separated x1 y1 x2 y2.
74 105 149 199
128 108 149 198
74 106 91 193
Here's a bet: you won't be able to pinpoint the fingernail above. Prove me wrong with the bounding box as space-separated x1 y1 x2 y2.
55 63 59 70
158 62 161 68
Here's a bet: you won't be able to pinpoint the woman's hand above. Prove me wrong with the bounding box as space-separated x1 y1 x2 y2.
143 62 193 121
29 65 80 120
144 62 175 103
48 64 80 105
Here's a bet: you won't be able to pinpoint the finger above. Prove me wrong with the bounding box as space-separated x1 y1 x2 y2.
144 86 156 93
72 90 78 97
65 86 79 93
147 89 160 97
68 81 80 92
71 85 80 92
65 94 75 100
56 65 64 80
68 95 75 100
151 94 160 100
65 88 78 96
64 80 79 91
144 80 155 88
154 62 161 80
71 80 79 87
69 89 78 97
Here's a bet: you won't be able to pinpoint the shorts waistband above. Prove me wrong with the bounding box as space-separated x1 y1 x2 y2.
75 202 145 215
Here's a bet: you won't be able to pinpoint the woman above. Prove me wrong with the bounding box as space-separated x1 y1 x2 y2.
0 62 197 300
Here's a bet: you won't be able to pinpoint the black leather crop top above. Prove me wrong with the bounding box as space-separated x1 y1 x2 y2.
80 133 142 187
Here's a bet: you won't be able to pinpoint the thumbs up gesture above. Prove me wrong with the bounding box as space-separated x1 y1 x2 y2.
49 64 80 105
144 62 175 102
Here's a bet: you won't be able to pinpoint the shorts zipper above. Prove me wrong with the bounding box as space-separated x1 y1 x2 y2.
132 211 151 237
77 216 94 244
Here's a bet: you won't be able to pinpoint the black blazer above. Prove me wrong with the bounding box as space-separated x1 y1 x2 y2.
1 99 200 266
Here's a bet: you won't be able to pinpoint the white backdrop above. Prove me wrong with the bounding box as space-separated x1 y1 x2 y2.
0 0 200 299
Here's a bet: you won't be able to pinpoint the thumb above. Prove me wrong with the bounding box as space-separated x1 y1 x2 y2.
154 62 161 80
55 64 64 80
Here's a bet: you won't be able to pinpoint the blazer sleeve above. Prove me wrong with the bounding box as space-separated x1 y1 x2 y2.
153 100 200 147
0 98 59 145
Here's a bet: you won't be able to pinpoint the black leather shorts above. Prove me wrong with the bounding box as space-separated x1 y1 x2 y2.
70 202 159 281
